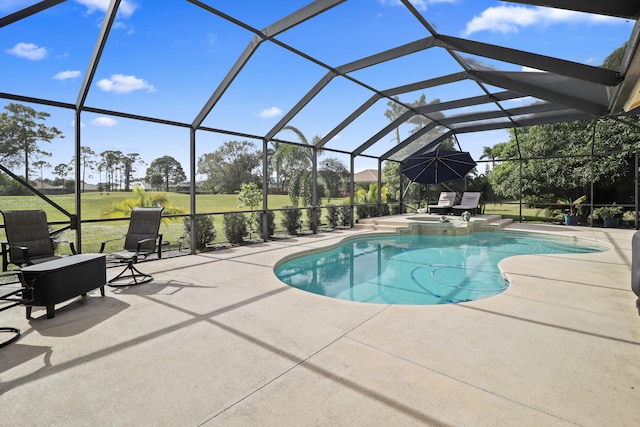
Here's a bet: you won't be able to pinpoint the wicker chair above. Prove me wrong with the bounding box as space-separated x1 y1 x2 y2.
1 210 61 272
100 207 164 286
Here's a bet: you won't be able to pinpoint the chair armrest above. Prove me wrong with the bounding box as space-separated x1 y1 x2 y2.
99 235 126 253
53 238 75 255
134 234 163 259
4 244 33 266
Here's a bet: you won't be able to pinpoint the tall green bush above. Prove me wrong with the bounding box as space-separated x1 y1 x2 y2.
306 208 318 233
255 210 275 238
281 206 302 235
223 213 246 244
326 205 339 228
338 204 351 227
182 215 216 250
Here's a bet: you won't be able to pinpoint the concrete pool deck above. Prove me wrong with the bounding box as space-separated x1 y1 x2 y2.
1 217 638 426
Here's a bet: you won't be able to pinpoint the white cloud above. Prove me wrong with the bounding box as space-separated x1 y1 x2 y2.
6 42 47 60
464 5 623 36
75 0 137 18
521 66 545 72
96 74 156 94
91 117 118 127
379 0 457 12
53 70 82 80
255 107 282 118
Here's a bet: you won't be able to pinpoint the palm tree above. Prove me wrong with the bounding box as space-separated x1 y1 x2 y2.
273 125 318 206
479 146 496 168
102 186 186 223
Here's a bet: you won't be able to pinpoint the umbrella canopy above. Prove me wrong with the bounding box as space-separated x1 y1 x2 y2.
401 148 477 184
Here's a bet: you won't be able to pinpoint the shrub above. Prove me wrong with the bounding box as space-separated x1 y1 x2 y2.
326 204 339 228
356 204 371 219
255 210 275 238
183 215 216 250
338 205 351 227
223 213 247 244
281 206 302 235
307 208 318 234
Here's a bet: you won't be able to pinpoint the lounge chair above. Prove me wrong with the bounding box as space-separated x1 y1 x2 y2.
452 192 481 216
1 210 62 271
100 207 164 286
427 192 457 214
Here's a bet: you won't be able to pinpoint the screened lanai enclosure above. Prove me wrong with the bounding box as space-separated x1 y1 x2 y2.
2 0 640 252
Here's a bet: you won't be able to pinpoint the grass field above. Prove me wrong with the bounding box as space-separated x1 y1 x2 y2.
0 192 561 255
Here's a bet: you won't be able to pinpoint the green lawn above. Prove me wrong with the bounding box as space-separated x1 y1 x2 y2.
0 192 347 253
0 193 561 255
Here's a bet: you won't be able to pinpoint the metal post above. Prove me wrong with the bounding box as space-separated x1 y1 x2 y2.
515 128 523 223
263 139 269 240
312 146 318 233
350 155 355 227
74 109 82 252
377 158 382 216
399 163 404 213
189 127 197 255
590 120 596 227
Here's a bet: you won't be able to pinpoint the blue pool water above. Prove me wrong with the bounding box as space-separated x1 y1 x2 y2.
274 232 607 305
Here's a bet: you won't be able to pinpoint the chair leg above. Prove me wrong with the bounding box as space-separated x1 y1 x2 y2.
108 260 153 287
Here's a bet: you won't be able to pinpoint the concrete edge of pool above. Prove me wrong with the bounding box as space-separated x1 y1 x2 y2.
274 222 614 305
0 217 638 426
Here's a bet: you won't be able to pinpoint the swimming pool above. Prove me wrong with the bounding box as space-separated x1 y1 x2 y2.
274 232 607 305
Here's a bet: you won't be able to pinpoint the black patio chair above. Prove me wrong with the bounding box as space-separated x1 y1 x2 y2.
1 210 62 272
100 207 164 286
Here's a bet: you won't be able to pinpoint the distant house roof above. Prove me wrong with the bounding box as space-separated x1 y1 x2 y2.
353 169 379 183
80 181 98 191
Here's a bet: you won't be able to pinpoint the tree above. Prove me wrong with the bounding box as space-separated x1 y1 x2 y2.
382 94 449 203
146 155 186 192
488 119 639 203
197 141 260 193
98 150 122 191
53 163 72 189
72 146 96 192
318 157 348 200
0 103 62 187
32 160 51 189
273 126 319 206
121 153 144 191
237 182 263 230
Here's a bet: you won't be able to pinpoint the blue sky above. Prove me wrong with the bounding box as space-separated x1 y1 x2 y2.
0 0 634 182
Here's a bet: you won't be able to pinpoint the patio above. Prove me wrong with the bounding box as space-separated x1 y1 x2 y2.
1 220 638 426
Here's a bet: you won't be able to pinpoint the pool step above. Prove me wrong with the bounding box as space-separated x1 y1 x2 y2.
355 214 514 232
354 219 403 231
486 218 514 228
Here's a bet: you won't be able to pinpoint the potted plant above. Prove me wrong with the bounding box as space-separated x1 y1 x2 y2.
592 203 624 228
557 195 586 226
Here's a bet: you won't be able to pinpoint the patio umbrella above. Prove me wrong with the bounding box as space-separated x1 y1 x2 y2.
401 148 477 184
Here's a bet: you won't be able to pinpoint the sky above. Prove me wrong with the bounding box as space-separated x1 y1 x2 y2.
0 0 635 182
